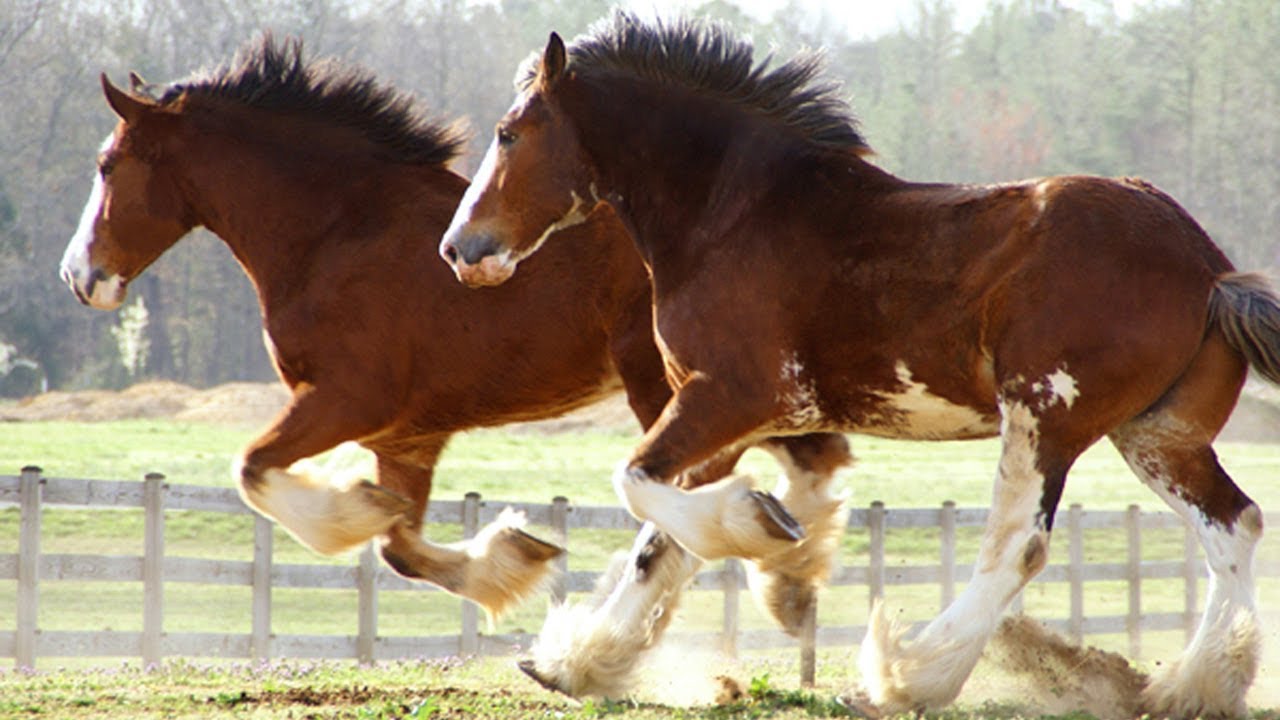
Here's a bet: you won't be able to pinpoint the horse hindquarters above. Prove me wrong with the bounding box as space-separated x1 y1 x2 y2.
1108 273 1280 719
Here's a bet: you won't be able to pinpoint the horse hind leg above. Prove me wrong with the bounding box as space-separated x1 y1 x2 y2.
859 396 1079 713
746 433 852 635
1109 336 1262 720
374 446 564 620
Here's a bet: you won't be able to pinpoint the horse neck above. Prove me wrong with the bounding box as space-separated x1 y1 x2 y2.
175 109 408 302
562 75 897 273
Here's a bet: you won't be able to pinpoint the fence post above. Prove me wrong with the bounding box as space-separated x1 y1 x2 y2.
143 473 166 667
799 599 817 688
1125 504 1141 659
550 496 570 605
868 501 886 608
357 543 378 665
1068 503 1084 644
940 501 956 610
16 466 42 670
460 492 481 656
1183 523 1199 643
721 558 741 657
252 514 273 662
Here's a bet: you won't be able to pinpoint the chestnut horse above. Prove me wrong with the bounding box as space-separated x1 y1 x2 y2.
441 13 1280 718
57 36 850 690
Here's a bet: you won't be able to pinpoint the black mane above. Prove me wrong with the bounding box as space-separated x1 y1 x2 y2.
160 35 466 165
528 12 869 152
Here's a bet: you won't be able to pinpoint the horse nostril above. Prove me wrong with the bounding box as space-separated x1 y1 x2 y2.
441 242 459 266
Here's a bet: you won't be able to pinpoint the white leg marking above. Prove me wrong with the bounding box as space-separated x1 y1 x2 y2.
528 523 702 697
234 455 404 555
747 444 849 633
1114 435 1262 719
859 398 1049 712
612 461 797 561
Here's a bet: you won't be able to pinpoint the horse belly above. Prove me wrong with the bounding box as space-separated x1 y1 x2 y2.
773 357 999 440
847 387 1000 440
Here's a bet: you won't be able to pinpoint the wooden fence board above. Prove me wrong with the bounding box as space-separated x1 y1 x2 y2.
4 470 1278 675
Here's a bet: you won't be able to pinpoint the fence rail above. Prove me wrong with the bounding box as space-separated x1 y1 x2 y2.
3 467 1278 684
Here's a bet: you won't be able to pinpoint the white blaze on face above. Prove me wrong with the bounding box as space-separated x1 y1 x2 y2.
60 133 126 310
444 137 501 240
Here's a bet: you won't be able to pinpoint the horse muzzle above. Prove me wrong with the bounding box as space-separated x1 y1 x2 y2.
439 229 516 288
60 264 126 310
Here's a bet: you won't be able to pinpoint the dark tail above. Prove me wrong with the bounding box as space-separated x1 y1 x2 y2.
1209 272 1280 385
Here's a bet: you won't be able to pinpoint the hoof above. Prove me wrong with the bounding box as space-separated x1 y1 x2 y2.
750 490 805 542
504 526 565 563
518 659 569 696
836 689 882 719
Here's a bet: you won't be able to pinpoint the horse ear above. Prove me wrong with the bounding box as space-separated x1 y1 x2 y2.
101 73 152 123
540 32 567 87
128 72 147 92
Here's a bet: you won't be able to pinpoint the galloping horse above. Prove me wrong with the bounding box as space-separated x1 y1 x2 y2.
57 36 851 690
441 13 1280 718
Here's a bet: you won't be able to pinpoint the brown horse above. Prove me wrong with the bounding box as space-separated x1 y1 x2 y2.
57 36 850 688
440 13 1280 718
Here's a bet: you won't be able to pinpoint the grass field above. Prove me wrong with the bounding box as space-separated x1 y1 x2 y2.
2 418 1280 717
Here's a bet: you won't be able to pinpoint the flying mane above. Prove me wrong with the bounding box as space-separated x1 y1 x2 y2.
524 11 870 153
158 35 467 166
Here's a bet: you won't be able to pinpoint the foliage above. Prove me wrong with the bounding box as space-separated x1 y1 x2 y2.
0 0 1277 392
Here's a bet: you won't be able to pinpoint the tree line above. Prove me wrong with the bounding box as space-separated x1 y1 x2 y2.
1 0 1276 396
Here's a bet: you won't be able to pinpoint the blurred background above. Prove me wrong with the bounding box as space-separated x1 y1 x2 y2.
1 0 1277 397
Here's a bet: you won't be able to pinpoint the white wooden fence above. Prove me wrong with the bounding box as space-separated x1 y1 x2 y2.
2 466 1277 683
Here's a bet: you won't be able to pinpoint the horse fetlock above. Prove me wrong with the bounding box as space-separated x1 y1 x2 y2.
747 568 816 636
1140 607 1260 720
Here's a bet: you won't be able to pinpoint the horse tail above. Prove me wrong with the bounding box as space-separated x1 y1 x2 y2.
1208 272 1280 385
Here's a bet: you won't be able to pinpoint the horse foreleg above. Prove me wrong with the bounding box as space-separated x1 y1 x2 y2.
521 522 701 698
236 386 412 555
747 434 851 635
859 398 1072 713
614 377 804 561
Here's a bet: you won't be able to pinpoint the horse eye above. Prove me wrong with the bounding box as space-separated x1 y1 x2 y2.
98 158 116 177
496 127 517 147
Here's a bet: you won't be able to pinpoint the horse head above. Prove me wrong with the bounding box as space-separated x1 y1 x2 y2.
59 74 194 310
439 33 599 287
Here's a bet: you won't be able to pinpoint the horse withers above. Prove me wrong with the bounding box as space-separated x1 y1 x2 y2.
440 13 1278 718
57 35 850 696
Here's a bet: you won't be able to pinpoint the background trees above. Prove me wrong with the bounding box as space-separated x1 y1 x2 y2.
1 0 1276 394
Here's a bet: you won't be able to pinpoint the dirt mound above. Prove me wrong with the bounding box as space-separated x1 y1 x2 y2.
982 615 1148 718
0 380 288 427
0 379 638 433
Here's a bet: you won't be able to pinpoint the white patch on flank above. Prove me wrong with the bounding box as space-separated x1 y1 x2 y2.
773 351 824 429
1045 368 1079 408
861 361 998 439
